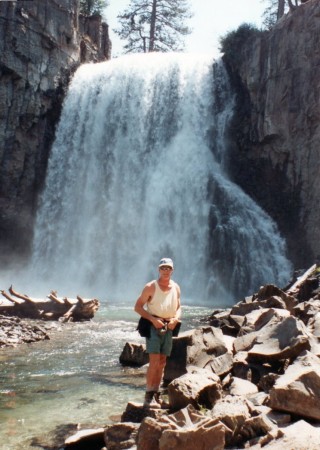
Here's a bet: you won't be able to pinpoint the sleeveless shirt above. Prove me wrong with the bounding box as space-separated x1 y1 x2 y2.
147 280 179 319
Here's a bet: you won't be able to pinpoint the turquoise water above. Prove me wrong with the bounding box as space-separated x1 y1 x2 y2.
0 304 212 449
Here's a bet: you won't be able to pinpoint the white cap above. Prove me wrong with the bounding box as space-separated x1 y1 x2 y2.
159 258 174 268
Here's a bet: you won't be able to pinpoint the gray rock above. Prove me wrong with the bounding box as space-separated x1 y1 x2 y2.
165 326 228 382
268 350 320 421
247 316 311 362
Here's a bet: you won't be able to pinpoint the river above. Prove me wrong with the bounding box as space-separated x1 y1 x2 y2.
0 303 212 449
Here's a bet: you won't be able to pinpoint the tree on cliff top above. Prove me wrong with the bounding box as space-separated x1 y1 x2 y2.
80 0 109 16
114 0 192 53
261 0 306 29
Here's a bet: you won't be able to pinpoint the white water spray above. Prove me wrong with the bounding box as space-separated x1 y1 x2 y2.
29 53 292 304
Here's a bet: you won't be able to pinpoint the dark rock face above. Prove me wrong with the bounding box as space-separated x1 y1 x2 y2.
224 0 320 268
0 0 110 267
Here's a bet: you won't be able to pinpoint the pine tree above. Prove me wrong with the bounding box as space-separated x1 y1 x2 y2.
114 0 192 53
80 0 108 16
261 0 303 29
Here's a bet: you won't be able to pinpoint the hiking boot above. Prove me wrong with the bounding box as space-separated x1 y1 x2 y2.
154 391 170 409
143 391 161 409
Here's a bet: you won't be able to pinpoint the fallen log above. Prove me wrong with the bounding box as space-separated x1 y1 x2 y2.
0 289 23 305
0 286 100 322
9 285 33 302
47 291 66 305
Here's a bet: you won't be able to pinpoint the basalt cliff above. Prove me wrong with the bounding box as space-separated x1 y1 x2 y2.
0 0 319 272
0 0 110 265
224 0 320 268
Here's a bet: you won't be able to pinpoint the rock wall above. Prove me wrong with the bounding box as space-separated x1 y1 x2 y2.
0 0 110 267
224 0 320 268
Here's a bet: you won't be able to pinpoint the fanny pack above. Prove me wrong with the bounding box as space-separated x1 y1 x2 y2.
137 317 181 338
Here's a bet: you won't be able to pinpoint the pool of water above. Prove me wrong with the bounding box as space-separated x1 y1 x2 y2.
0 304 212 449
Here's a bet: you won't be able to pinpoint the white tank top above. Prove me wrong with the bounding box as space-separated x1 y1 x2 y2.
147 280 179 319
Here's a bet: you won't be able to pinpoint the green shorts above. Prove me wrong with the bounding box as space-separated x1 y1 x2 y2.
146 326 173 356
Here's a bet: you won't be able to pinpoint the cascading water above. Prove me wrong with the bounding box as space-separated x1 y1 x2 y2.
29 53 292 305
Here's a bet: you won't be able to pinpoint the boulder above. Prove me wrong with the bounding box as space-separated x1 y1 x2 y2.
121 402 168 424
307 310 320 336
258 420 320 450
137 404 226 450
247 316 311 362
256 285 297 312
237 413 277 444
167 368 222 410
104 422 139 450
228 377 258 396
204 351 234 377
136 416 164 450
240 308 279 332
119 342 149 367
268 350 320 420
64 428 105 449
209 395 251 446
164 326 228 383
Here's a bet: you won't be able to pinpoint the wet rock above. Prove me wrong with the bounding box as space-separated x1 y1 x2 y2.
119 342 149 367
104 422 139 450
121 402 167 424
64 427 105 449
0 314 50 347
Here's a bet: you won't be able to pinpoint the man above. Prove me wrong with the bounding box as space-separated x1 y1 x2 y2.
134 257 181 408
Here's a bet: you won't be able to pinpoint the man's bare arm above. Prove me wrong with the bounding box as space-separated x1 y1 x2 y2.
134 282 164 329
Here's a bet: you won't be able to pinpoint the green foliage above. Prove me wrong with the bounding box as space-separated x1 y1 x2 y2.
219 23 262 64
114 0 193 53
261 0 279 29
80 0 108 16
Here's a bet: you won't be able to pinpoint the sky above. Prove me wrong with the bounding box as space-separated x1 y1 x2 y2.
103 0 267 58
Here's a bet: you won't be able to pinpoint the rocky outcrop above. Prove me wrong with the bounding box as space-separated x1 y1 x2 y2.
103 265 320 449
0 0 110 267
224 0 320 267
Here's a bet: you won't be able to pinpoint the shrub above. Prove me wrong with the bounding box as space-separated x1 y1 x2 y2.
219 23 262 65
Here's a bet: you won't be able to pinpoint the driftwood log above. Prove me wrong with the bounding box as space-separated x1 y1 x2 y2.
0 286 100 322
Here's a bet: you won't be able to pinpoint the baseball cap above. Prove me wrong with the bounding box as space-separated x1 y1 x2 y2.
159 258 174 268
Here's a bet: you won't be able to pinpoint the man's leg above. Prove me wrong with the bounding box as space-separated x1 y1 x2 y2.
144 353 167 407
146 353 167 391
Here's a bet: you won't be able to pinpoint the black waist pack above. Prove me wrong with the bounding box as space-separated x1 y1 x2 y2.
172 320 181 337
137 317 152 338
137 317 181 338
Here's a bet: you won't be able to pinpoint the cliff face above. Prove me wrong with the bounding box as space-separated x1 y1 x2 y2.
0 0 110 266
225 0 320 268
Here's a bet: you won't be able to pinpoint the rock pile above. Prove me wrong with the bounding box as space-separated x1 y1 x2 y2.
64 265 320 449
0 315 51 347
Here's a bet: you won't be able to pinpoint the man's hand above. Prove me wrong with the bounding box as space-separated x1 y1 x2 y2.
152 317 166 329
167 317 179 330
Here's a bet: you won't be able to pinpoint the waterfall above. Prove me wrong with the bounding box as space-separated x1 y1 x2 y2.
29 53 292 305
